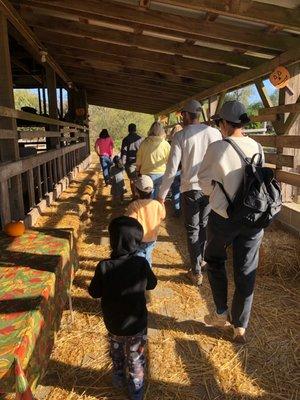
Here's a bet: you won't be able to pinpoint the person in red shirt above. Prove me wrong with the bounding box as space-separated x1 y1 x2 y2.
95 129 114 185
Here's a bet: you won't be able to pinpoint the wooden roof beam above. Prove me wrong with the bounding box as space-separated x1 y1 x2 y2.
46 47 229 84
0 0 71 84
59 60 202 86
11 57 42 85
69 76 197 97
87 99 156 114
34 26 262 70
17 0 300 52
155 0 300 32
24 15 252 75
157 45 300 115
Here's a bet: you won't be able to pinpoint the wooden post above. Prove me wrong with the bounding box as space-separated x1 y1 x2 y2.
38 88 42 114
42 163 48 194
283 63 300 203
208 95 218 119
60 87 64 119
42 86 47 114
0 12 24 224
46 64 60 149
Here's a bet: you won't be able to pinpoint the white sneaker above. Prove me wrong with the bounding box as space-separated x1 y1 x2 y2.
204 310 231 328
233 327 246 343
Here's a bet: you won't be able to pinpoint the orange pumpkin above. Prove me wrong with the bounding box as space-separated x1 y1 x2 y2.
269 66 290 89
4 221 25 237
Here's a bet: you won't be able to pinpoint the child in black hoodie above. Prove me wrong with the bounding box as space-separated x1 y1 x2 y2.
88 216 157 400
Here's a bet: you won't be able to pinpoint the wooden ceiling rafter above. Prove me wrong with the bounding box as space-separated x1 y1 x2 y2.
158 45 300 115
0 0 72 84
23 15 256 75
16 0 300 52
152 0 300 31
45 47 231 84
32 24 265 70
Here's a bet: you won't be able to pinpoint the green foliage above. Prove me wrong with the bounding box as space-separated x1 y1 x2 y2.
225 85 254 108
89 106 154 150
14 89 39 111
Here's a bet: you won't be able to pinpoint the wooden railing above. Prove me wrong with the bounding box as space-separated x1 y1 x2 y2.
0 107 90 227
250 134 300 187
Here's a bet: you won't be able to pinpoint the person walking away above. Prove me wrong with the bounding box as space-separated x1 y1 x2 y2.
126 175 165 268
110 155 126 205
198 100 266 343
88 216 157 400
95 129 114 185
121 123 143 197
158 100 222 286
136 122 170 199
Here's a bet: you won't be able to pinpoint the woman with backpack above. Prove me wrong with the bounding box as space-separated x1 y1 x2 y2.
198 100 272 343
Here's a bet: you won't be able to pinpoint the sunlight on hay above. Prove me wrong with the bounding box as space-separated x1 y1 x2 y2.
15 163 298 400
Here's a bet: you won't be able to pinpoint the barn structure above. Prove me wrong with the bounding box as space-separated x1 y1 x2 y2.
0 1 300 399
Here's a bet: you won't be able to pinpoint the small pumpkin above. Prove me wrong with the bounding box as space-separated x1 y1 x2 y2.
75 107 86 117
269 66 290 89
4 221 25 237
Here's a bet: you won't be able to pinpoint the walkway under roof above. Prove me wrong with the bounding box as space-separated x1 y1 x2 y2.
7 0 300 114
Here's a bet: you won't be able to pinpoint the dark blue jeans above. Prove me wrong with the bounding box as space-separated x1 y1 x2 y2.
148 174 163 199
100 155 112 184
205 211 264 328
171 171 181 212
136 241 156 268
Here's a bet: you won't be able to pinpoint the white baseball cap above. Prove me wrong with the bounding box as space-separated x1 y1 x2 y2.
135 175 153 193
182 99 202 114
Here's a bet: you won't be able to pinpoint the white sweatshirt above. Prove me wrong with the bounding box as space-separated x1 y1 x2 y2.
159 123 222 199
198 136 264 218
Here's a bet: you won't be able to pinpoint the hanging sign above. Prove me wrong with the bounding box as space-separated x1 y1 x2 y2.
269 66 290 89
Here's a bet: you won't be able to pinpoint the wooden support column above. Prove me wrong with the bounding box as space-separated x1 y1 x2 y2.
45 64 60 149
0 12 24 224
208 95 218 119
282 63 300 203
255 80 283 133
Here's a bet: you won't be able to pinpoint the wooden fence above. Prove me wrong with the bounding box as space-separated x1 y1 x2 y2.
0 107 90 227
250 134 300 188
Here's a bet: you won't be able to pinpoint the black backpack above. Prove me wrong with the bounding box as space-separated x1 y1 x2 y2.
217 138 282 229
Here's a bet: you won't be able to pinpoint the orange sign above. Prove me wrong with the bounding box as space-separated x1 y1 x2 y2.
269 66 290 89
75 107 86 117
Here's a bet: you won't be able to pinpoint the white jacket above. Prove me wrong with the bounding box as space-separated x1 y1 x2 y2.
159 123 222 199
198 136 264 218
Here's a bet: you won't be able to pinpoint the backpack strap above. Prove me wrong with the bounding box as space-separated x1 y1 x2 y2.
213 180 233 206
224 137 249 163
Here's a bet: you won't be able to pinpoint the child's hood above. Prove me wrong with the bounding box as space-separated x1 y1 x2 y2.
109 216 144 258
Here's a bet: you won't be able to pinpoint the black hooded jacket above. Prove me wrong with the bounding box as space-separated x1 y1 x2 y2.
88 216 157 336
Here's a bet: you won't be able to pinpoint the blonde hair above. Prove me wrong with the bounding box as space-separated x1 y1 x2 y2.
148 122 165 138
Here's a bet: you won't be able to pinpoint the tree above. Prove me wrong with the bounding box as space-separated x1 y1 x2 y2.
14 89 39 111
89 106 154 149
225 85 255 108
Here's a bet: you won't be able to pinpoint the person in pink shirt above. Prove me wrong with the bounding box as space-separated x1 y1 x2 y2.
95 129 114 185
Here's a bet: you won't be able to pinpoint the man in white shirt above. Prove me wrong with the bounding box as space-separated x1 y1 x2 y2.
158 100 222 285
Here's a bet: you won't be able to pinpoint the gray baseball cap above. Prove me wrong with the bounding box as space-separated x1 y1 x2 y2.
182 99 202 114
211 100 250 124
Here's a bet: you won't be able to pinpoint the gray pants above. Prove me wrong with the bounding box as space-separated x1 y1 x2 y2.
182 190 210 274
205 211 264 329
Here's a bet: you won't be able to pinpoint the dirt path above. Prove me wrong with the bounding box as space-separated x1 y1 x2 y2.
34 164 299 400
